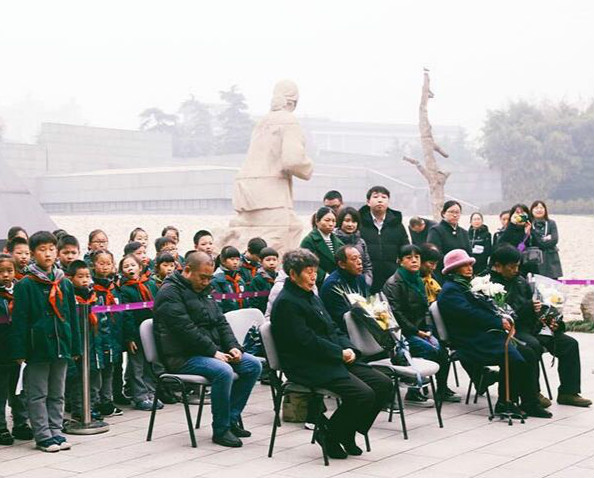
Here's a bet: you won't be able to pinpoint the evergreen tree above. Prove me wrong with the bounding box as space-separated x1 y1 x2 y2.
216 85 253 155
175 95 214 157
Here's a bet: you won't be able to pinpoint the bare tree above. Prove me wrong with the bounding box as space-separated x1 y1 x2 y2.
403 69 450 220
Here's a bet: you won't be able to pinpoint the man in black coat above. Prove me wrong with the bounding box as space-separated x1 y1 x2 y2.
408 216 437 246
271 249 392 460
488 245 591 408
153 251 262 448
359 186 410 294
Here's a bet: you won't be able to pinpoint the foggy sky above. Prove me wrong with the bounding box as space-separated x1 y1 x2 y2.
1 0 592 142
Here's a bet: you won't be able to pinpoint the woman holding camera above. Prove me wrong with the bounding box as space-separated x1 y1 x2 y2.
498 203 539 276
529 200 562 280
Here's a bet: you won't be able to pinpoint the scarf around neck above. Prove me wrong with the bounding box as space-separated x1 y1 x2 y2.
122 275 153 302
397 266 427 303
27 263 66 321
74 287 99 332
0 284 14 318
451 273 472 292
225 270 245 307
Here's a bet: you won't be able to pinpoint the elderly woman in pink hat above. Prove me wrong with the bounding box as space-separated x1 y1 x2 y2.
436 249 551 419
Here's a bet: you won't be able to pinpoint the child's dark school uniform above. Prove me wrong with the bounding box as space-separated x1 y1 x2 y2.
239 254 260 287
66 285 103 419
248 267 277 314
211 267 248 314
119 276 158 407
10 264 81 445
92 277 125 412
0 282 29 440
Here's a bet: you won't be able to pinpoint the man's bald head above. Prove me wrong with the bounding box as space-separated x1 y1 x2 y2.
183 251 215 291
185 251 214 271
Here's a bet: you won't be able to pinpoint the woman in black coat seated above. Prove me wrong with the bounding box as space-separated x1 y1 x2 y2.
271 249 393 459
436 249 550 418
427 200 471 283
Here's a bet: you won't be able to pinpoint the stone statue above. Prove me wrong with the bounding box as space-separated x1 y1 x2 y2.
226 80 313 254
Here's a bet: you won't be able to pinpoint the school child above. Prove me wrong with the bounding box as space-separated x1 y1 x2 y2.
248 247 278 314
129 227 149 250
161 226 180 245
52 230 68 241
154 237 183 270
57 235 80 274
118 254 161 411
6 237 30 280
65 260 105 422
90 251 128 408
11 231 81 452
211 246 248 314
239 237 267 286
124 241 151 278
152 252 176 288
0 254 32 445
6 226 28 244
84 229 109 266
193 230 215 260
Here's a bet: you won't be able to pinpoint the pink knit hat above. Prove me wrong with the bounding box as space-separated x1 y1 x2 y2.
442 249 476 275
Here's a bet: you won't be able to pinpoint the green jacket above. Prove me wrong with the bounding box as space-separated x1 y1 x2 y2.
211 268 249 314
300 229 344 288
248 268 276 313
120 279 158 343
11 275 81 363
92 278 126 364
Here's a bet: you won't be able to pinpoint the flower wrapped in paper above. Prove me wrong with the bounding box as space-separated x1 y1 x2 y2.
530 274 565 335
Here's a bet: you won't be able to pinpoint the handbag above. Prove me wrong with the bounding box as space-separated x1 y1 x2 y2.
281 392 311 423
522 246 544 266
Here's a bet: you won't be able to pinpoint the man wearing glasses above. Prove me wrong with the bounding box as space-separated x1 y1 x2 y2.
153 251 262 448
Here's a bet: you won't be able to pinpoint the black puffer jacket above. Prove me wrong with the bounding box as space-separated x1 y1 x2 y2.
358 205 410 293
382 271 429 338
153 271 241 372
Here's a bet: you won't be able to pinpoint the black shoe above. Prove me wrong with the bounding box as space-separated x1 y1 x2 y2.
212 430 243 448
230 422 251 438
0 428 14 446
11 424 34 441
522 404 553 419
315 429 347 459
495 400 526 419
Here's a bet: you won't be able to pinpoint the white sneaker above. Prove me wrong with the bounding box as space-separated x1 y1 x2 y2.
36 438 61 453
53 435 72 450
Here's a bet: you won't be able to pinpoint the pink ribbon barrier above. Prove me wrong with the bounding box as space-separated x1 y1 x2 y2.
91 290 270 313
558 279 594 286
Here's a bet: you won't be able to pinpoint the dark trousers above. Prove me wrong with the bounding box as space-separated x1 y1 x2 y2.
517 331 581 395
320 363 393 440
462 342 539 406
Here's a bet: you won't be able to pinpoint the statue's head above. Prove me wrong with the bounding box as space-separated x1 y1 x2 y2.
270 80 299 112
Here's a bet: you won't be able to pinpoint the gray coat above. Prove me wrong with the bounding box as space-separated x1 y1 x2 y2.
531 219 563 279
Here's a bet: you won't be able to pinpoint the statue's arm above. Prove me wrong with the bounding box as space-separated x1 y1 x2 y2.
281 123 313 180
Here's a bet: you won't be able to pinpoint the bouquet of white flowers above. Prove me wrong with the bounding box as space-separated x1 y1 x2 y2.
530 274 565 335
470 274 516 322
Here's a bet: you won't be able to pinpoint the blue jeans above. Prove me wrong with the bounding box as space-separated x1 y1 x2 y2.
178 353 262 436
407 335 449 391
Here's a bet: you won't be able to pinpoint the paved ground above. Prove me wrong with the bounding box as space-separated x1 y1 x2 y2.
1 332 593 478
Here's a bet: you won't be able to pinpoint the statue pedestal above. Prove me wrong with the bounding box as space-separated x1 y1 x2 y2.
222 209 305 256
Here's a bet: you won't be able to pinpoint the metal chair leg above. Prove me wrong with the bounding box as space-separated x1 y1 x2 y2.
146 381 161 441
388 376 398 423
394 378 408 440
429 377 443 428
180 384 197 448
268 388 283 458
452 360 460 387
540 356 553 400
195 385 207 429
364 433 371 452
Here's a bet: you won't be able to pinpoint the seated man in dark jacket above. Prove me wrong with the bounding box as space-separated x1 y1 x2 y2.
320 245 369 333
437 249 550 418
488 245 591 408
153 251 262 448
271 249 392 460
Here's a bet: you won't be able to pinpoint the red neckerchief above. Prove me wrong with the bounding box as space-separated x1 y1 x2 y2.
225 271 244 308
28 274 64 321
93 281 116 305
15 269 25 281
75 291 99 333
242 260 258 278
122 276 153 301
0 288 14 317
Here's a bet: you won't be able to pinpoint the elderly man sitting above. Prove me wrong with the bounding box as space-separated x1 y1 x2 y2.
271 249 392 460
153 251 262 448
320 245 369 333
